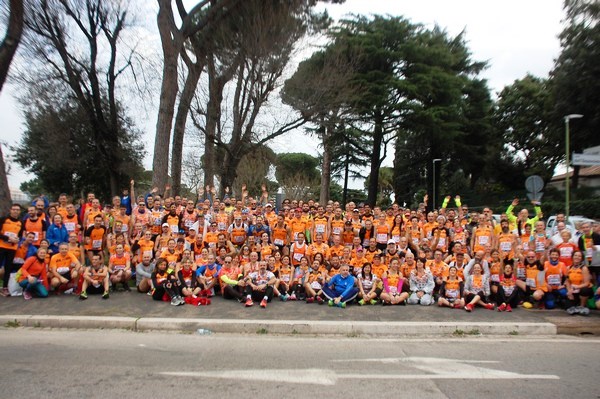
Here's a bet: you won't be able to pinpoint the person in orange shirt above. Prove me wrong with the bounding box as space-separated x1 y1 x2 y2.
17 248 49 300
109 244 132 291
0 204 23 297
565 250 593 315
49 243 81 293
542 248 567 309
84 215 107 263
555 231 579 268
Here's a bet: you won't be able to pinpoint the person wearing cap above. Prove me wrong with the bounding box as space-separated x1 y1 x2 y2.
349 208 363 232
263 202 278 228
203 222 220 250
385 239 400 261
154 222 173 254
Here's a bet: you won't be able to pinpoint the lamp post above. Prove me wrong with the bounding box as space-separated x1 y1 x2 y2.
564 114 583 218
432 158 441 210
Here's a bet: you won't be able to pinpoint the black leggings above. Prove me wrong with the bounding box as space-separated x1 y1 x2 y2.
0 248 16 288
223 285 244 301
244 285 274 302
496 285 520 307
152 282 180 301
565 287 594 308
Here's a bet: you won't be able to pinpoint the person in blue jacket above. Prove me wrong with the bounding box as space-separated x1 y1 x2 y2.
322 264 358 308
46 214 69 255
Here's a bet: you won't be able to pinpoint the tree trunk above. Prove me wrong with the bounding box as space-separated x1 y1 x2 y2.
220 151 241 198
367 112 383 207
171 63 203 196
0 146 12 215
203 65 225 189
152 2 180 191
0 0 24 92
320 125 332 205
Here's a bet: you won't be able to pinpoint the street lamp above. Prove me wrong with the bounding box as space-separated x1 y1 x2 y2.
564 114 583 218
432 158 441 210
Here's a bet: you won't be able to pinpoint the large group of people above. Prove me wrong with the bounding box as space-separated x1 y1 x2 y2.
1 181 599 316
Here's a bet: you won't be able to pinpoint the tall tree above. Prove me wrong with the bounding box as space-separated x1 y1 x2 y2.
551 0 600 188
0 0 24 213
282 43 361 205
13 89 144 200
152 0 241 191
494 75 559 183
275 152 320 200
18 0 144 196
191 0 325 197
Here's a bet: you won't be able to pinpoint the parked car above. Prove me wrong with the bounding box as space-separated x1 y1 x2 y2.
546 215 596 233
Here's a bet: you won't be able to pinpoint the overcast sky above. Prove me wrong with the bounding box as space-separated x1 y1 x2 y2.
0 0 565 191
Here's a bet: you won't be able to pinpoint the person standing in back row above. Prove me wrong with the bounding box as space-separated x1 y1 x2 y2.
0 204 24 296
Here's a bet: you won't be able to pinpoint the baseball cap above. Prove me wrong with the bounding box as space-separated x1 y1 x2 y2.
387 239 396 245
265 203 272 207
162 223 169 227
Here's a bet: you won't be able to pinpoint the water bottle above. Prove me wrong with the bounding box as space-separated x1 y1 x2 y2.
196 328 212 335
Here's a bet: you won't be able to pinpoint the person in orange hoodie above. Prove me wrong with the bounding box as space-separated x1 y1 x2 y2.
17 248 49 300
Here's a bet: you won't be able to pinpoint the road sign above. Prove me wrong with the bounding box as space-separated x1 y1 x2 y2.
572 153 600 166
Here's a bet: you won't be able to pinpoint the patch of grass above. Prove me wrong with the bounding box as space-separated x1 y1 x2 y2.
508 330 519 336
33 322 42 328
256 328 268 335
291 329 299 335
346 331 360 338
467 329 480 335
5 319 21 328
453 329 465 336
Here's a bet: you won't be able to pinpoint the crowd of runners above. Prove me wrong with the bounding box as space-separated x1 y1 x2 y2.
1 181 599 315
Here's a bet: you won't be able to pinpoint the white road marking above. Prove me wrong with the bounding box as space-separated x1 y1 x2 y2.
161 356 560 384
161 369 338 385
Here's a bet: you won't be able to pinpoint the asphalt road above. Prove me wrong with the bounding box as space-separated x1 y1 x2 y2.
1 329 598 399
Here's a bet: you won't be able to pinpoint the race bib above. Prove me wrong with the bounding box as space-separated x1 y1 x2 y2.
500 241 512 251
446 289 458 298
478 235 489 245
310 281 322 290
315 224 325 233
57 267 70 274
526 277 536 288
65 222 76 232
376 233 387 242
92 239 102 249
547 274 561 286
274 238 284 246
491 274 500 283
293 252 303 262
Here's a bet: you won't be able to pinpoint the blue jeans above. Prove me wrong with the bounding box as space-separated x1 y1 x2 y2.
19 279 48 298
544 288 567 309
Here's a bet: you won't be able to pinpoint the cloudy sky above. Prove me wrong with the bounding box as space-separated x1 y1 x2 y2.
0 0 566 190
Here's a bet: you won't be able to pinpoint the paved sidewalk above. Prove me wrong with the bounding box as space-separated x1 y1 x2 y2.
0 290 598 336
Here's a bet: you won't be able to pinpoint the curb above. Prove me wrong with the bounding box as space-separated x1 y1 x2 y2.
0 315 557 336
